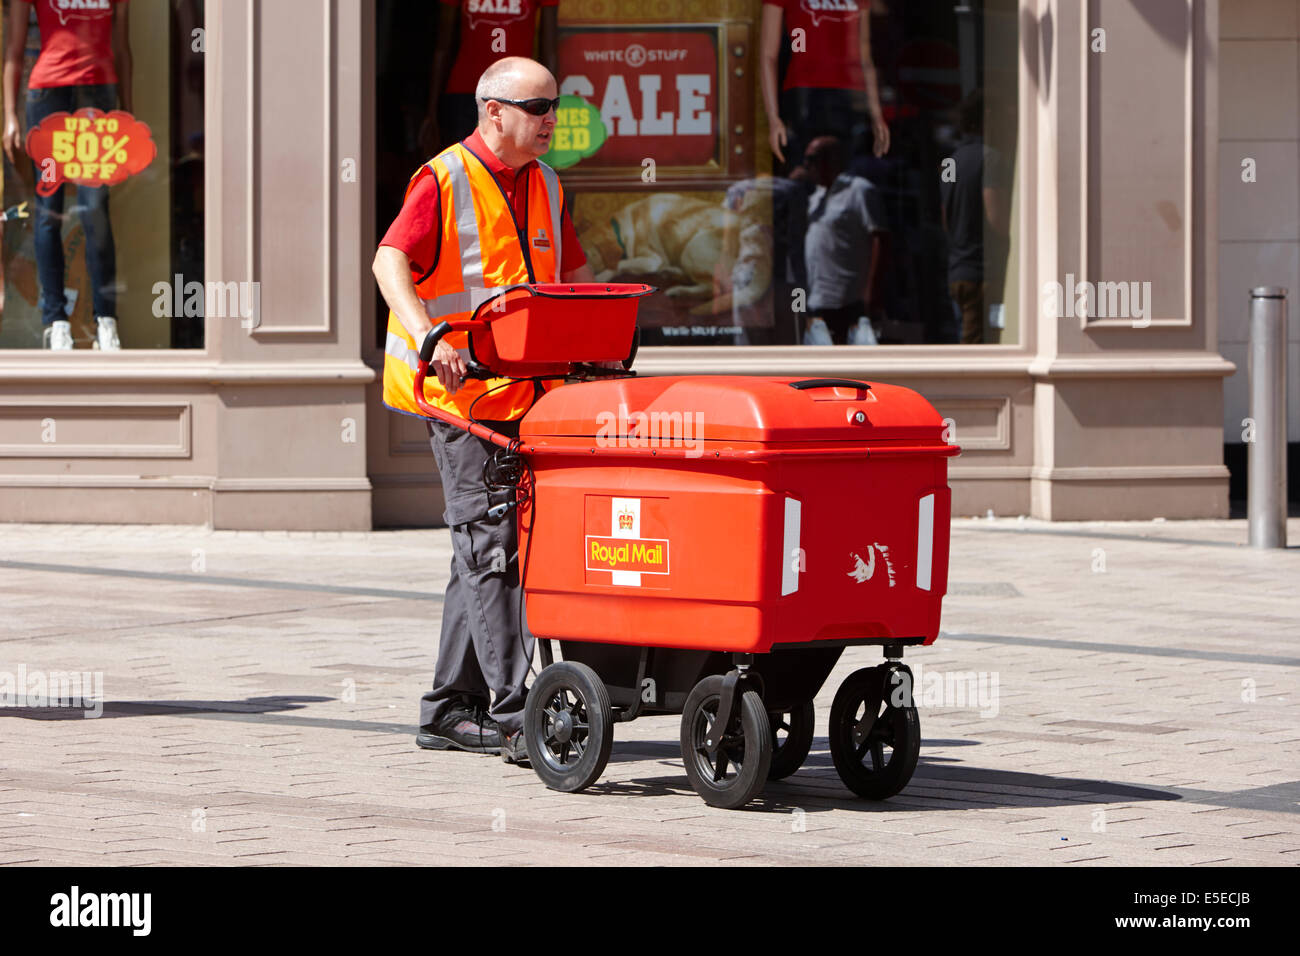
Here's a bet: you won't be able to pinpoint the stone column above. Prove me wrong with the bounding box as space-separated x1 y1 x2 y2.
1023 0 1234 519
205 0 374 529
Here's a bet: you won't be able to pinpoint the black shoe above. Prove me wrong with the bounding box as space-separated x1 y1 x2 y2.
417 701 502 754
499 728 530 766
451 697 500 730
472 701 501 736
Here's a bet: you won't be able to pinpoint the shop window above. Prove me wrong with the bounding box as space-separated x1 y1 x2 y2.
0 0 204 350
374 0 1018 348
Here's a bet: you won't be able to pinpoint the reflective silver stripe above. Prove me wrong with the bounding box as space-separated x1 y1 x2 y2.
442 149 484 289
385 330 421 372
422 288 497 319
421 283 533 320
537 160 562 279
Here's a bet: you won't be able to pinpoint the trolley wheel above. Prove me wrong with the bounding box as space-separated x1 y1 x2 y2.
680 675 772 809
828 665 920 800
524 661 613 793
767 700 815 780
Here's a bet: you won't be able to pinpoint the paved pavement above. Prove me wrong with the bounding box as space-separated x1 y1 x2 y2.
1 517 1297 866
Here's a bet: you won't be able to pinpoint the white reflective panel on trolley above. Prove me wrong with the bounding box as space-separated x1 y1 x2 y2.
781 495 802 596
916 493 935 592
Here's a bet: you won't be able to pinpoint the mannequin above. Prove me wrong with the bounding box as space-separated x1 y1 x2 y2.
2 0 132 350
760 0 889 170
419 0 558 156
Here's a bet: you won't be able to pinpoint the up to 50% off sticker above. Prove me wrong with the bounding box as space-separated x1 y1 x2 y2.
24 109 157 196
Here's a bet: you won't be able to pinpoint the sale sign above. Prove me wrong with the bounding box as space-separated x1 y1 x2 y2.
557 28 718 167
25 109 157 197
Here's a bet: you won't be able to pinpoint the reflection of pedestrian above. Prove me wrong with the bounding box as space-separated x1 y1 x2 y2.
711 172 809 344
759 0 889 172
803 136 888 345
2 0 131 351
940 90 1008 345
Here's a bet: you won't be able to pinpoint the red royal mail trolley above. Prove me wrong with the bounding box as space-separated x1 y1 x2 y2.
411 283 959 809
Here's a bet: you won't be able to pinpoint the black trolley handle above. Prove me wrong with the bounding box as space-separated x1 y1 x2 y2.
412 321 514 449
788 378 872 391
418 321 494 380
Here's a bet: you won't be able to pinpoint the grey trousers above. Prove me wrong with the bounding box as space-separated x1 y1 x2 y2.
418 417 534 735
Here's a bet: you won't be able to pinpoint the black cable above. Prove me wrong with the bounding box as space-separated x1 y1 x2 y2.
464 372 553 430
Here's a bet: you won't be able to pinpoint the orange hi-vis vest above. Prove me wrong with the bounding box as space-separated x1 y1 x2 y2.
382 141 565 421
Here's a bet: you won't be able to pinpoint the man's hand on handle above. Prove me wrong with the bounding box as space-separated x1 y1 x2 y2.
432 339 468 394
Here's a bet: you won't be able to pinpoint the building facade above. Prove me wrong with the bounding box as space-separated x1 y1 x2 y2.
0 1 1264 529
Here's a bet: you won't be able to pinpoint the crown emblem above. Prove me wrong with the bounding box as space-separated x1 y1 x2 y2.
617 510 634 530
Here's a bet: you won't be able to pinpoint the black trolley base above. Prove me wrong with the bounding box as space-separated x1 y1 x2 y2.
524 639 923 809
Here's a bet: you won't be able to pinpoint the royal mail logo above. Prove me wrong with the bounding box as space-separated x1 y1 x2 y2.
531 227 551 251
617 509 634 531
586 535 670 575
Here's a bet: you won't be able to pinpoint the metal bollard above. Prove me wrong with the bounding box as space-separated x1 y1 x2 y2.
1247 287 1288 548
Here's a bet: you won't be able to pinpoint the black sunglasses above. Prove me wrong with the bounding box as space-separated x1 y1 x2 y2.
480 96 560 117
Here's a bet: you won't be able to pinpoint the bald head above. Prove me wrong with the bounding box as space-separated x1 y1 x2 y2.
475 57 556 124
474 57 559 169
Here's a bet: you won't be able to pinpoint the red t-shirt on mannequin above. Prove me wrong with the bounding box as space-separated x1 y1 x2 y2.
441 0 558 95
764 0 870 91
28 0 128 89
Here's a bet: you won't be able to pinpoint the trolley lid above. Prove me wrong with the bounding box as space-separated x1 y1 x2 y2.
520 375 949 445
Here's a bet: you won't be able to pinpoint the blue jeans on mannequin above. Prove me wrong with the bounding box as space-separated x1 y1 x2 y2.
25 83 118 327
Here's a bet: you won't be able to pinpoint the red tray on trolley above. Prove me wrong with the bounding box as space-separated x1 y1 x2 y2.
461 283 653 379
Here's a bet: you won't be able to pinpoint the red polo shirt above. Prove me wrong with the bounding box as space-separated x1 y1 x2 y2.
380 127 585 282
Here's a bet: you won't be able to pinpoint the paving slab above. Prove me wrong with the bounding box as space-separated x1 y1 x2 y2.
1 518 1297 865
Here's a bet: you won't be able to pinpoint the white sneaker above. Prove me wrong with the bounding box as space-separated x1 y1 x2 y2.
43 319 74 350
848 316 879 346
93 316 121 351
802 317 834 346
